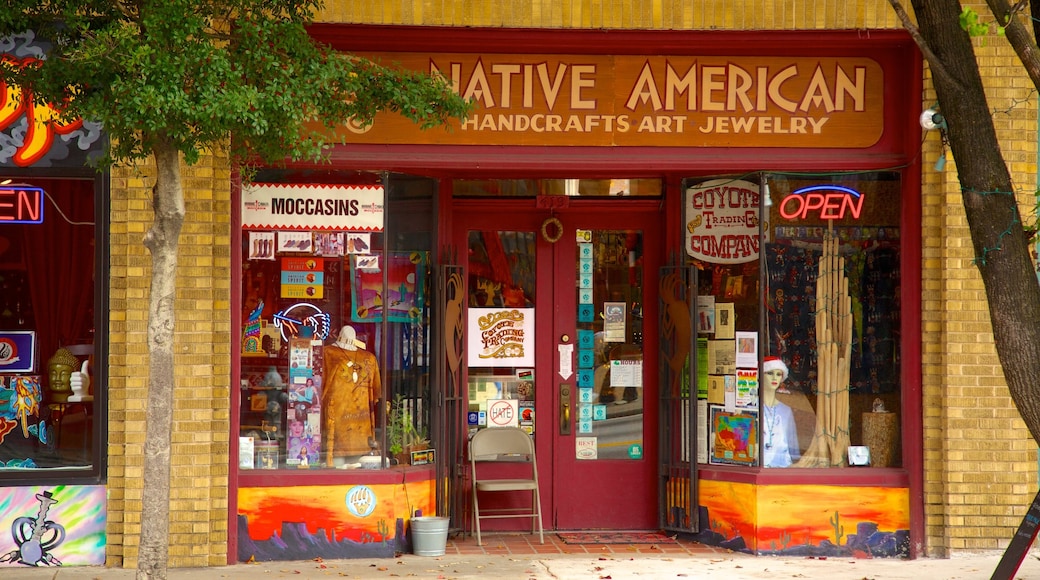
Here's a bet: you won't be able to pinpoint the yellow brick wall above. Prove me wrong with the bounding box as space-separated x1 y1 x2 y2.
316 0 903 29
919 27 1040 555
107 147 232 568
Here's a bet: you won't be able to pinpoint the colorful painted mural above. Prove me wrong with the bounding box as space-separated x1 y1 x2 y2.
0 485 106 567
692 479 910 557
1 33 106 169
237 479 435 562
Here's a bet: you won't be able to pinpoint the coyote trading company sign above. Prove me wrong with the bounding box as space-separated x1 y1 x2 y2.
685 179 761 264
241 183 384 231
468 308 534 368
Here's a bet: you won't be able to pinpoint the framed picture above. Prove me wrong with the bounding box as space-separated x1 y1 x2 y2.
0 330 36 373
350 252 426 322
709 405 759 466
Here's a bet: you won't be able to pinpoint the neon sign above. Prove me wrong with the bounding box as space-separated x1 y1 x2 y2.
778 185 863 221
0 184 44 223
272 302 331 342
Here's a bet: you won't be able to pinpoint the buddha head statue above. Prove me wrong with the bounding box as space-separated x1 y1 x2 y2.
47 347 78 403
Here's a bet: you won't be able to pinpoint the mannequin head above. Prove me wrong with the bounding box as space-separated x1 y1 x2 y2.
762 356 789 396
47 348 78 402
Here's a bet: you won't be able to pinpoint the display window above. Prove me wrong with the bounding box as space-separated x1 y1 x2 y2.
0 177 103 481
237 172 435 472
687 172 902 469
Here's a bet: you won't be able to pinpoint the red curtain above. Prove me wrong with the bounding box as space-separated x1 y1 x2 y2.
21 178 95 375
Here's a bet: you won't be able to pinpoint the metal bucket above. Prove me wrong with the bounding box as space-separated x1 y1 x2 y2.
410 516 449 556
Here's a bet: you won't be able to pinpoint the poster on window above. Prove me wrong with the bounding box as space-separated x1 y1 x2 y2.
603 302 626 342
709 406 759 466
468 308 535 367
350 252 426 322
735 331 759 368
0 331 35 373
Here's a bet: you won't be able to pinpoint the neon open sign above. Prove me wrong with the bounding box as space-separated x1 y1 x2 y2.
0 184 44 224
778 185 863 221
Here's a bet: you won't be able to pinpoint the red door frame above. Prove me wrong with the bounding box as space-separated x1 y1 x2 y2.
454 198 664 531
544 202 663 530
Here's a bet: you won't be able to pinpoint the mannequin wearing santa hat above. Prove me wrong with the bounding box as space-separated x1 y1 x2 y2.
761 357 800 468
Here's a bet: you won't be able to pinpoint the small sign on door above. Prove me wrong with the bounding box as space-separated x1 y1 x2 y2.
487 399 518 428
576 436 598 460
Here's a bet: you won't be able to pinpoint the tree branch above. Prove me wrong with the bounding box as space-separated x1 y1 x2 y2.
988 0 1040 93
886 0 959 87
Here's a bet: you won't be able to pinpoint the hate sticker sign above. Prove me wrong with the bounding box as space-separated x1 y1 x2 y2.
487 399 518 428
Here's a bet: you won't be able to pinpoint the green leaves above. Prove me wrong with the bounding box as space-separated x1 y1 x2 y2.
959 7 1005 38
0 0 472 169
960 8 988 37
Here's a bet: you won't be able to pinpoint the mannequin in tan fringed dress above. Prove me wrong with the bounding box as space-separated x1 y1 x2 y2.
323 326 381 465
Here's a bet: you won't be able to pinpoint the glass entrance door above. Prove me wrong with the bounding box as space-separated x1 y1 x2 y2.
456 200 662 531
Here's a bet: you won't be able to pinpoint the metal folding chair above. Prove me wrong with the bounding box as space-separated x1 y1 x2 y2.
469 427 544 545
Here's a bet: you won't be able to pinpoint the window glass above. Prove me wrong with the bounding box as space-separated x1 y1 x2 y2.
238 172 434 471
687 172 901 469
576 229 646 460
0 178 99 475
764 172 902 469
465 230 537 437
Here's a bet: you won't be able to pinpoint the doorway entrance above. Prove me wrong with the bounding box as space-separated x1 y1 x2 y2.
456 197 663 531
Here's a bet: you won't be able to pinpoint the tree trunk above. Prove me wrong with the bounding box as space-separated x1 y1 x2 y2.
909 0 1040 443
136 139 185 580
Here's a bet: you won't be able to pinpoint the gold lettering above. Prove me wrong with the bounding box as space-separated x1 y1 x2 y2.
571 64 596 109
700 66 726 112
492 63 522 108
757 68 768 112
463 59 495 107
798 65 836 112
523 64 534 108
768 65 799 113
536 63 568 109
665 62 696 111
726 66 754 112
808 117 829 133
835 66 866 112
626 61 663 111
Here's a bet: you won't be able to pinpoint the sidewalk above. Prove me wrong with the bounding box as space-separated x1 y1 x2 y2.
6 552 1040 580
4 546 1040 579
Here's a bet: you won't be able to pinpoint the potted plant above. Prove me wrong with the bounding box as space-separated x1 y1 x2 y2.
387 394 429 465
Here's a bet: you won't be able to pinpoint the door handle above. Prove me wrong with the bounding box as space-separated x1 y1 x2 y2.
560 383 571 435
